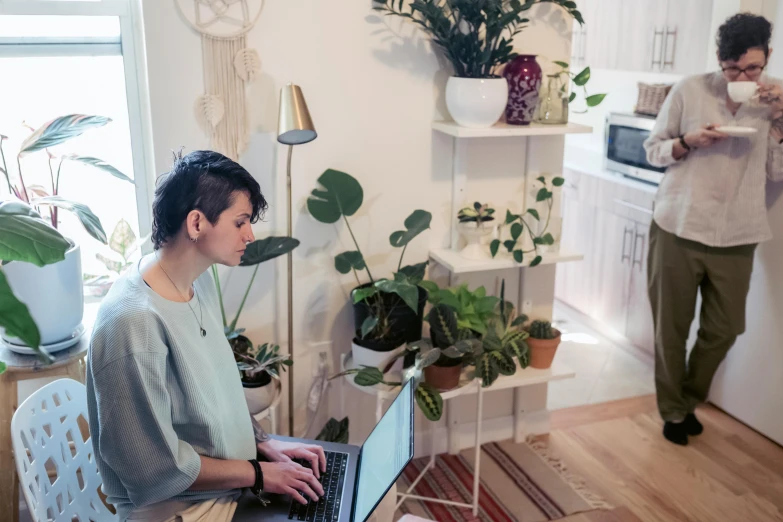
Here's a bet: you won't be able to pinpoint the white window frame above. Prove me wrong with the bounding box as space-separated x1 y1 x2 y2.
0 0 156 247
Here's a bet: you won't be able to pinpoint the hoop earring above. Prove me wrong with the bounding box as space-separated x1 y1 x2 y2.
191 236 199 243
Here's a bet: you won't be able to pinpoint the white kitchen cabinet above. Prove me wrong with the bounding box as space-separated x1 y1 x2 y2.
573 0 622 70
662 0 714 75
625 221 655 355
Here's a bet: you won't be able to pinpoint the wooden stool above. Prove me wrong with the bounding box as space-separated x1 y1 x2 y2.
0 333 89 522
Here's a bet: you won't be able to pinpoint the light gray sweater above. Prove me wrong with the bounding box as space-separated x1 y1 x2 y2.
86 258 257 521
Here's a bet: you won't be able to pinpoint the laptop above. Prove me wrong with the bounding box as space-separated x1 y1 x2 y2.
233 378 415 522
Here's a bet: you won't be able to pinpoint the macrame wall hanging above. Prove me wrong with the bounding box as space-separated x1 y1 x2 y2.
174 0 264 160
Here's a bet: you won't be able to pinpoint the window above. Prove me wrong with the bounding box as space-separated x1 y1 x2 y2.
0 1 153 296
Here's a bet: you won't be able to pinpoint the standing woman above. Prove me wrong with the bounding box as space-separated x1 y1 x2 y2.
86 150 325 521
644 13 783 446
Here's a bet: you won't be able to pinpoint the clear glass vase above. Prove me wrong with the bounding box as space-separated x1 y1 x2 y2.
535 74 569 125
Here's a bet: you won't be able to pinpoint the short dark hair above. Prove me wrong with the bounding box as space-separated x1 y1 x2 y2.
717 13 772 62
151 150 267 249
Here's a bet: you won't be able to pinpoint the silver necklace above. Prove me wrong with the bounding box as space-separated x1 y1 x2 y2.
155 252 207 337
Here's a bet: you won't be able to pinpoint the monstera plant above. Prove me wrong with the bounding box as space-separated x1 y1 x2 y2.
0 201 70 371
307 169 432 357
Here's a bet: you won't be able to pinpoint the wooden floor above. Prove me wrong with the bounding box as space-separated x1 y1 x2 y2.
539 395 783 522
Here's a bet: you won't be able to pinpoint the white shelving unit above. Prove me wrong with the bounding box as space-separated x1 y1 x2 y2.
432 120 593 139
429 248 584 274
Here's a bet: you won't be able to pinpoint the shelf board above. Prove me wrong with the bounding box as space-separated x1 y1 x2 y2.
432 120 593 138
429 248 583 274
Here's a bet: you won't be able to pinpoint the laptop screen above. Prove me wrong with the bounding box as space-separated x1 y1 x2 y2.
352 379 414 522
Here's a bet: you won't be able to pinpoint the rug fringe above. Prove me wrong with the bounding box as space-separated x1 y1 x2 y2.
526 437 614 511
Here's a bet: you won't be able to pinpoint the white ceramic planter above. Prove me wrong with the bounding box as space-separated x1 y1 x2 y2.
445 77 509 128
457 221 495 260
351 340 405 373
243 381 277 415
2 243 84 347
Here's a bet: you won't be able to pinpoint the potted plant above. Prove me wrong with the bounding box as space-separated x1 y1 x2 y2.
373 0 584 128
235 343 292 414
0 200 70 371
526 319 561 368
307 169 432 370
457 201 496 260
536 61 607 124
427 283 500 336
211 235 300 409
1 115 132 350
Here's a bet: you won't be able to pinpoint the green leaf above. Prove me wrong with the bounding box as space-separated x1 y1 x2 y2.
536 188 550 202
530 255 543 267
33 196 107 244
0 201 69 266
360 316 379 339
490 350 517 377
554 60 570 69
389 210 432 248
316 417 349 444
240 236 300 266
573 9 584 25
354 366 385 386
513 250 523 263
573 67 591 86
505 209 518 225
552 177 565 187
108 218 136 260
569 92 577 103
510 223 523 240
564 2 577 9
376 279 418 312
0 270 40 351
533 237 545 245
307 169 363 224
586 93 607 107
478 353 499 387
542 233 555 245
512 315 528 327
335 251 365 274
18 114 111 156
397 261 428 285
96 253 124 274
419 280 440 297
490 239 500 258
67 155 133 184
0 362 5 374
415 382 444 421
527 209 540 221
504 240 516 252
537 176 546 184
353 285 378 304
428 303 458 348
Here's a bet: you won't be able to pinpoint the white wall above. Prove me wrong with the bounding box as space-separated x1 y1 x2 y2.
139 0 573 444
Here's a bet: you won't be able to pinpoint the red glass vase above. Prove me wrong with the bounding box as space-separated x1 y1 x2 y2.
503 55 543 125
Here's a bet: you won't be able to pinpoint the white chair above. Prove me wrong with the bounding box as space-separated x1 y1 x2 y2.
11 378 117 521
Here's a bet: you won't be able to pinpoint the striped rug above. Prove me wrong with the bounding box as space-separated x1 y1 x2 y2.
395 439 611 522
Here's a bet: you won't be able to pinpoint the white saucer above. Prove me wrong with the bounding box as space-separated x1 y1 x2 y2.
716 126 757 137
2 323 85 356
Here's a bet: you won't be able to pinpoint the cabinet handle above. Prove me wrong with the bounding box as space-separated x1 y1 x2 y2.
621 226 634 264
663 27 677 70
633 231 646 271
651 28 664 70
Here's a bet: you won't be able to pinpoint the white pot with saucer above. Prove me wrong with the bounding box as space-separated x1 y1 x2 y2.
2 242 84 354
457 221 495 260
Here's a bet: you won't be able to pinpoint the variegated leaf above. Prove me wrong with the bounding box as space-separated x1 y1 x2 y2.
19 115 111 156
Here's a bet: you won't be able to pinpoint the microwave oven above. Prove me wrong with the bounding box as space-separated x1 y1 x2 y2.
605 112 667 185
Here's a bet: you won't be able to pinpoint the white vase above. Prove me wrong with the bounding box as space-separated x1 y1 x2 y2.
446 77 509 128
243 381 276 415
351 340 405 373
2 243 84 347
457 221 495 260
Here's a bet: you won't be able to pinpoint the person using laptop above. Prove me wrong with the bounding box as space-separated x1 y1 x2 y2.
644 13 783 446
86 150 325 522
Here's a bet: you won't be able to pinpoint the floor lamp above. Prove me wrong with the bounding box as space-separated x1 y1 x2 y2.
277 83 317 437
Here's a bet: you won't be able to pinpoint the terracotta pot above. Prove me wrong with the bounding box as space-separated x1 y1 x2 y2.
503 54 543 125
527 328 561 369
424 362 462 391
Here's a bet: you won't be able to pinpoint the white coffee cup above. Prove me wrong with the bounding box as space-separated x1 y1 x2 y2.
728 81 758 103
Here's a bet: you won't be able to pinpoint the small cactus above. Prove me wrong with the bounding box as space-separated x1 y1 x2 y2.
528 320 556 340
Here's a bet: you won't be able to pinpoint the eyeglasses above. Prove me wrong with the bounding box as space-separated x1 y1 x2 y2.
721 63 766 79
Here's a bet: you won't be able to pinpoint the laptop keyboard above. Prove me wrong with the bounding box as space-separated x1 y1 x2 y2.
288 451 348 521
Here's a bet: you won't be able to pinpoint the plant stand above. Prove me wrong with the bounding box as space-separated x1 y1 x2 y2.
340 353 574 516
251 379 283 435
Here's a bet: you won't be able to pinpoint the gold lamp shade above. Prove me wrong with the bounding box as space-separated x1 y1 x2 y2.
277 83 317 145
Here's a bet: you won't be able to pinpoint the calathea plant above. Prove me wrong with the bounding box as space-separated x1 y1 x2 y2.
372 0 584 78
307 169 432 344
491 175 564 266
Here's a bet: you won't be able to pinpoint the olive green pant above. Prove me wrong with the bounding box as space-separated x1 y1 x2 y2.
647 221 756 422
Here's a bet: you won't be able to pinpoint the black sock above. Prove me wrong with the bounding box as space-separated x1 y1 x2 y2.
663 421 688 445
684 412 703 436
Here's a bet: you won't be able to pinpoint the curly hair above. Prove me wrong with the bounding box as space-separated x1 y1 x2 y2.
717 13 772 62
151 150 267 249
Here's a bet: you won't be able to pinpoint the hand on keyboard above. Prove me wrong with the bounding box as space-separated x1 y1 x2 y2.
259 460 324 504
